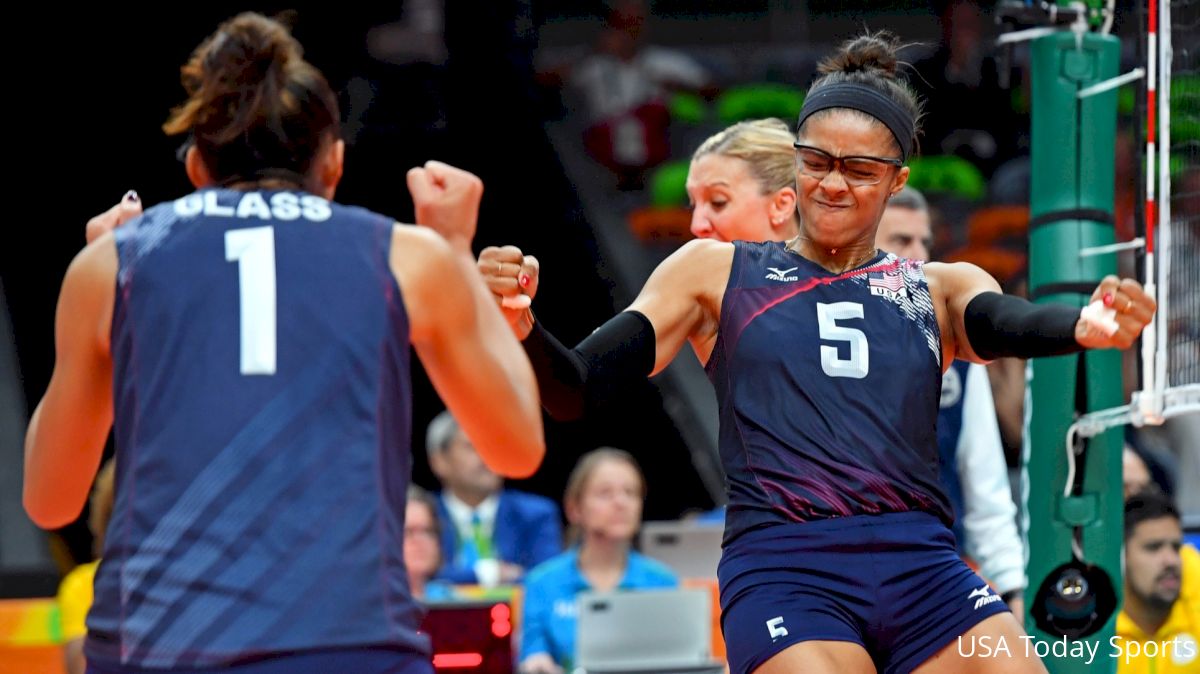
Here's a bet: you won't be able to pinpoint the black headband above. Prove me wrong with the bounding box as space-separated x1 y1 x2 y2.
797 82 914 162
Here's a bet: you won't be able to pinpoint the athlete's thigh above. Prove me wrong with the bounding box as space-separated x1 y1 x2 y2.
754 640 877 674
912 613 1049 674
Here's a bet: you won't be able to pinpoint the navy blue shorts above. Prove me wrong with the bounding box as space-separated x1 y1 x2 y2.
85 647 433 674
719 511 1010 674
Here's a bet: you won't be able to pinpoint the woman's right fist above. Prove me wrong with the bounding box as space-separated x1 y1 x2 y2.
478 245 540 339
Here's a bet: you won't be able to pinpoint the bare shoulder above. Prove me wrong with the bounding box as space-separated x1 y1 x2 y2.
641 238 735 305
64 234 119 308
388 222 465 280
924 260 1005 365
653 238 735 285
389 222 455 269
70 232 119 280
922 260 993 283
922 261 1001 298
58 233 119 354
672 237 736 264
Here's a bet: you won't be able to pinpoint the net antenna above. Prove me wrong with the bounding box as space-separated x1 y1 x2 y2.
996 0 1198 501
1068 0 1200 445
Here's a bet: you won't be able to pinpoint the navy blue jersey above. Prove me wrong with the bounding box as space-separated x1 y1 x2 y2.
706 241 951 543
87 188 426 668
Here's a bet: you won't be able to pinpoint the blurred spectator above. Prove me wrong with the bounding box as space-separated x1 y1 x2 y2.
405 485 456 602
518 448 676 674
1116 490 1199 673
570 0 713 188
366 0 446 66
1125 446 1155 500
426 410 562 586
988 155 1031 206
913 0 1023 176
1125 435 1180 498
877 186 1026 614
56 459 116 674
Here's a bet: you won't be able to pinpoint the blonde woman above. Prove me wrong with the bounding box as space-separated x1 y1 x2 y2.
518 449 676 674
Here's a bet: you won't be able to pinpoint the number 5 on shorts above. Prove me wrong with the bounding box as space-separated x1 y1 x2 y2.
766 616 789 639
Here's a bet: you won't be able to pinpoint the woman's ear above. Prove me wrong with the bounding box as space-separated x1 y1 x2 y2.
564 500 580 526
185 145 213 189
890 166 910 196
315 139 345 198
770 186 798 233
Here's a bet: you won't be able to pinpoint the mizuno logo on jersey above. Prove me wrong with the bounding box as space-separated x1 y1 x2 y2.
969 585 1002 610
765 266 799 282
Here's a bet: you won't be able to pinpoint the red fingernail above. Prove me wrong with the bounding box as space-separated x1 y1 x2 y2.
1103 292 1114 306
519 274 529 288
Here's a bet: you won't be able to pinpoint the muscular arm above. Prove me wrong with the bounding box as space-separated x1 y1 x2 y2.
927 261 1005 363
392 225 544 478
627 238 729 376
24 237 117 529
928 263 1152 363
521 239 730 420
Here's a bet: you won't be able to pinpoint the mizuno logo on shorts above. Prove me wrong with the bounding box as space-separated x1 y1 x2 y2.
969 585 1002 610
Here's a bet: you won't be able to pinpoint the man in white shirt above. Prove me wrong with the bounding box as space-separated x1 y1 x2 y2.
876 186 1027 616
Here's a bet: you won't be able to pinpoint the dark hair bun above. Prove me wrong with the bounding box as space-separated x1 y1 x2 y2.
164 11 340 185
818 30 902 79
203 13 299 85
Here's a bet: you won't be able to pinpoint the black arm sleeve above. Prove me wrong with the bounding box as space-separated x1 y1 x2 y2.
521 311 657 421
963 291 1084 360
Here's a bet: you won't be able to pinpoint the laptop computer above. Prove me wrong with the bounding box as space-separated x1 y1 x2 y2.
639 521 724 579
421 599 514 673
575 588 724 674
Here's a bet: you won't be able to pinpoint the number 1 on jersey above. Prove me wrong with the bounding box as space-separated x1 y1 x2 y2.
225 227 277 375
817 302 868 379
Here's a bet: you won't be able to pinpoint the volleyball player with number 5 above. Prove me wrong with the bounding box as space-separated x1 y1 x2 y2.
474 32 1156 673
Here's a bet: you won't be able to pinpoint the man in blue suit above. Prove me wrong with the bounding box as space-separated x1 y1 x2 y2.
425 410 563 585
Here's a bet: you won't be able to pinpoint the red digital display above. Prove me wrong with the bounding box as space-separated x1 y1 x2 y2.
421 601 514 673
433 653 485 668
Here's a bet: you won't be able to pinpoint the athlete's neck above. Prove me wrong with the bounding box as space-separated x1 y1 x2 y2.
786 235 878 274
223 178 308 192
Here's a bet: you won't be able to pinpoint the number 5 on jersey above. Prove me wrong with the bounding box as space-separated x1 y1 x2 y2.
817 302 868 379
225 226 277 375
